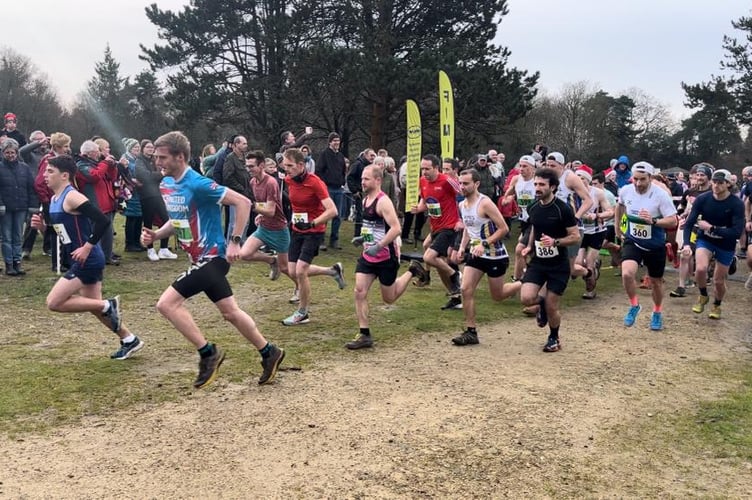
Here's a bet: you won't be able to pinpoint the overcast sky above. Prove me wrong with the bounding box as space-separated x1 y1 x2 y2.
3 0 750 122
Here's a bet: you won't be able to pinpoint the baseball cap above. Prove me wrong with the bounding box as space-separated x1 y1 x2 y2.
519 155 536 167
711 169 733 183
631 161 655 176
546 152 565 164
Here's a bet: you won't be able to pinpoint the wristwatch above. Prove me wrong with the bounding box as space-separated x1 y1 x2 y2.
651 217 658 225
482 240 490 248
231 235 242 244
554 239 560 246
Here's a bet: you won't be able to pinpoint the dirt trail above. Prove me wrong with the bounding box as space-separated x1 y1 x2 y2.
2 284 751 498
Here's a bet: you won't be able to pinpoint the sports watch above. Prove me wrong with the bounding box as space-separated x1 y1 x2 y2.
231 235 242 244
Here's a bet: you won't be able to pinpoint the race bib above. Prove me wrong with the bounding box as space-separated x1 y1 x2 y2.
426 202 441 218
689 230 697 244
534 240 559 258
291 212 308 224
629 222 652 240
469 238 481 248
361 226 375 243
52 223 72 245
171 219 193 244
255 202 267 211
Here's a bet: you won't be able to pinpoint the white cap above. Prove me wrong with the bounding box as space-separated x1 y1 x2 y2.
631 161 655 176
546 152 565 164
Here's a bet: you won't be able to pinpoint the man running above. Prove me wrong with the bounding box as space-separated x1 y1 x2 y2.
31 155 144 360
282 147 346 325
501 155 536 282
141 131 284 388
407 154 463 310
239 150 297 292
615 161 677 331
682 169 745 319
451 168 521 346
519 168 580 353
347 166 420 349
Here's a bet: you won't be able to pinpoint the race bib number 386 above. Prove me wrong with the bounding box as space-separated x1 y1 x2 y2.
534 240 559 258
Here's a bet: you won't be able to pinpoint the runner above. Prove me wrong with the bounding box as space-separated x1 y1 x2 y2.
347 166 419 349
501 155 536 282
239 150 298 293
451 168 521 346
142 131 284 388
407 154 463 310
670 164 712 297
591 172 620 270
574 166 613 299
681 169 745 319
519 168 580 353
30 155 144 360
615 161 677 331
282 147 346 325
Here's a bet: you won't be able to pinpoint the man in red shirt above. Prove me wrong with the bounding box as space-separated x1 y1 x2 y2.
408 154 463 309
282 148 346 325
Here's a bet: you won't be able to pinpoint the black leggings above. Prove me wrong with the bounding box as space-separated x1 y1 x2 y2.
141 196 170 249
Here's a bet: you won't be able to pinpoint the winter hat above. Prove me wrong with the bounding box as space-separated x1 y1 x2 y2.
695 164 713 178
122 138 139 154
609 158 618 168
575 165 593 183
616 155 630 168
4 112 16 122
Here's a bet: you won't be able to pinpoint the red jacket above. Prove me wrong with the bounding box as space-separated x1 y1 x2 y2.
33 153 55 204
75 156 118 214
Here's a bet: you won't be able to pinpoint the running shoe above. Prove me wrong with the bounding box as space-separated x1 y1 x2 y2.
543 337 561 352
194 346 225 389
441 296 463 310
289 288 300 303
110 336 144 360
669 286 686 298
536 297 548 328
282 310 310 326
582 290 597 300
408 260 427 282
451 329 479 346
729 256 737 276
624 304 641 327
649 311 663 331
269 255 280 281
345 334 374 350
745 272 752 291
584 269 596 292
258 344 285 385
104 296 122 333
692 295 709 314
331 262 346 289
708 304 722 320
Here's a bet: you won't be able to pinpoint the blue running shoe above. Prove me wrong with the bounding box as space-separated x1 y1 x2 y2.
624 304 641 327
650 311 663 331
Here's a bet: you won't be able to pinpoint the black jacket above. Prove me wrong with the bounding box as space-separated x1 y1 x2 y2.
316 147 346 188
346 154 371 195
134 154 163 200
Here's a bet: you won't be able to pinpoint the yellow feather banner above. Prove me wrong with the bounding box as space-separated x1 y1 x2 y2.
405 99 422 209
439 70 454 159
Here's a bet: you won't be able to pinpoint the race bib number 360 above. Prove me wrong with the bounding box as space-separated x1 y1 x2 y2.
629 222 651 240
534 240 559 258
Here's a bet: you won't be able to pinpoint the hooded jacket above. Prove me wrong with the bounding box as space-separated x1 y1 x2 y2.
615 155 632 188
0 157 38 210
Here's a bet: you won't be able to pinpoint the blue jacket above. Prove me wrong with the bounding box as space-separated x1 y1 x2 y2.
0 158 38 211
615 155 631 188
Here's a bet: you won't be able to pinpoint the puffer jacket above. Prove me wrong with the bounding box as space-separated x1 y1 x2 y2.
75 155 118 214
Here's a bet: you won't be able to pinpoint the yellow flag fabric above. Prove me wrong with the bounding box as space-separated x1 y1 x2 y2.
405 99 422 209
439 70 454 160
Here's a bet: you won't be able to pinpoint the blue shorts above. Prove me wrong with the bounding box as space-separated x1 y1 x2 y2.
64 261 104 285
696 239 735 267
251 226 291 253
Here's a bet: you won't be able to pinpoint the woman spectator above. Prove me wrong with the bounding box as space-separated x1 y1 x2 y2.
300 144 315 174
121 138 143 252
0 138 38 275
135 139 177 262
79 139 119 265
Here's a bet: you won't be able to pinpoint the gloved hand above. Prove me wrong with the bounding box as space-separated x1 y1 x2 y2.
294 221 314 231
351 236 364 247
0 205 5 216
364 243 381 257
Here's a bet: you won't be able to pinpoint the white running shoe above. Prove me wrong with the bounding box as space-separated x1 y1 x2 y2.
158 248 178 260
745 272 752 291
289 288 300 303
147 248 160 262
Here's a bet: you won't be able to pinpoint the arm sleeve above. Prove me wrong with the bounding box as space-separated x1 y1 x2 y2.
75 201 111 245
